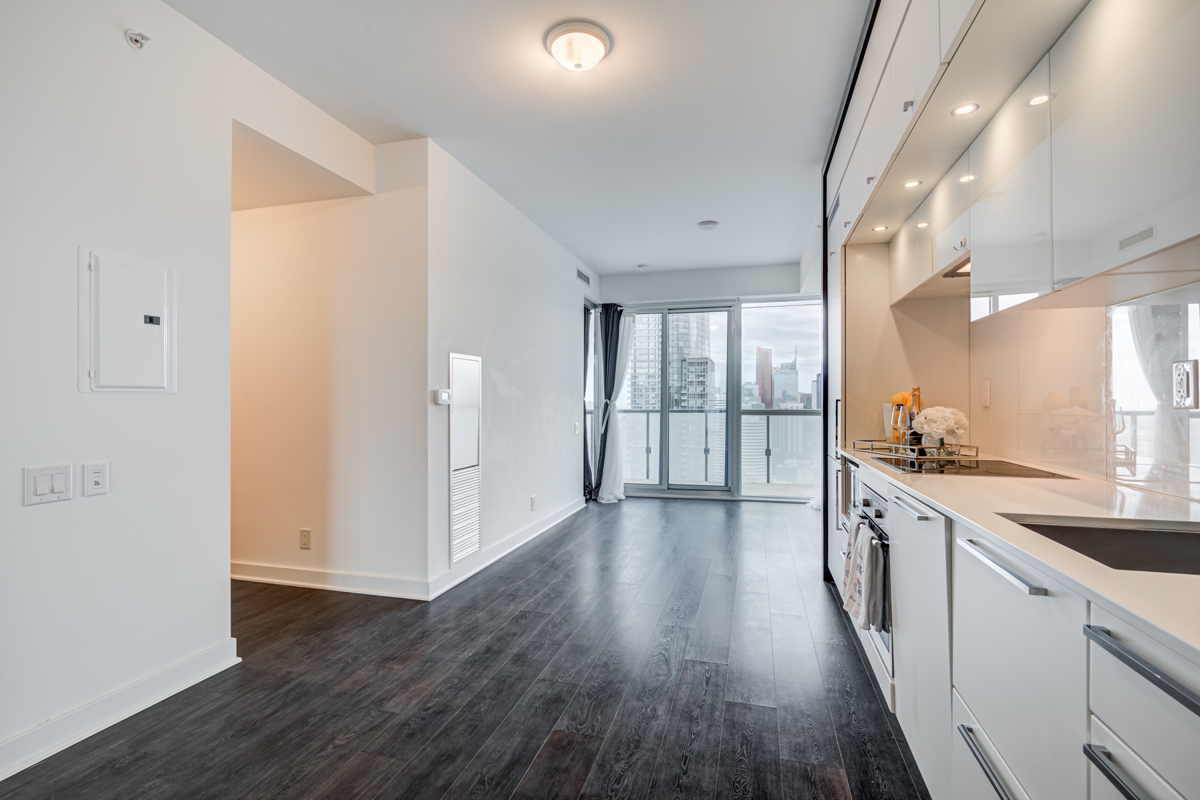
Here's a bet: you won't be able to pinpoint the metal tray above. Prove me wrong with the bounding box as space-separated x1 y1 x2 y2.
850 439 979 462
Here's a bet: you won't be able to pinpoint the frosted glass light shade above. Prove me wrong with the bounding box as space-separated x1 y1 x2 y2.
546 22 610 71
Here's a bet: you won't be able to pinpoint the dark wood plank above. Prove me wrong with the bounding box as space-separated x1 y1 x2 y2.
771 614 841 768
684 573 737 664
716 701 782 800
578 625 690 800
736 548 770 594
541 601 662 686
766 555 806 617
510 730 604 800
726 591 776 707
301 752 406 800
780 759 852 800
657 557 712 628
814 641 923 800
646 660 727 800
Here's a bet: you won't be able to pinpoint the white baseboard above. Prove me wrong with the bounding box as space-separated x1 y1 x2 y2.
0 638 239 783
230 562 431 600
428 497 585 599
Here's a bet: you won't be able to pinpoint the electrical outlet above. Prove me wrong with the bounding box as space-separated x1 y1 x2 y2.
300 528 311 549
574 421 580 435
530 495 537 511
1174 360 1198 409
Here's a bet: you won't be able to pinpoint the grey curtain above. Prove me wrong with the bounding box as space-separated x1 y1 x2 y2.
584 306 595 501
592 303 623 499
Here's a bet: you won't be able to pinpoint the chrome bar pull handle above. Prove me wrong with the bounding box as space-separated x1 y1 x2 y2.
957 539 1049 596
1084 625 1200 718
1083 744 1150 800
957 724 1014 800
891 496 932 520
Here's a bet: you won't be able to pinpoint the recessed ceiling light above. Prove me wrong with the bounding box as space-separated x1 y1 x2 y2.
903 180 922 188
545 21 611 71
956 174 979 183
951 103 980 116
916 222 930 228
944 260 972 278
697 220 719 231
872 226 888 232
636 263 649 270
1027 94 1054 106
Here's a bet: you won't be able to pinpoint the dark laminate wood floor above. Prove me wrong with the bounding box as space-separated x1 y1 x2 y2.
1 499 931 800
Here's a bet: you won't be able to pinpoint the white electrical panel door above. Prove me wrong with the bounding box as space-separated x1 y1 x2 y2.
79 248 177 393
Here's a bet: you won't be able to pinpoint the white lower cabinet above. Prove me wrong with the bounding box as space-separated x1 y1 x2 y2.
1088 606 1200 799
1087 716 1185 800
952 526 1088 799
951 689 1031 800
888 487 951 800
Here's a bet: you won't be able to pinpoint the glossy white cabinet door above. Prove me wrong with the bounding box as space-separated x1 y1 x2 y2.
888 191 936 302
953 528 1088 800
827 460 847 594
1088 716 1185 800
887 0 941 149
1050 0 1200 287
951 690 1031 800
826 246 842 455
889 489 952 800
931 152 971 272
966 55 1053 314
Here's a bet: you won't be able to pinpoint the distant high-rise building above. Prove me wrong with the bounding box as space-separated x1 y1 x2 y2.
742 382 764 409
774 354 799 407
812 372 823 410
626 314 662 411
755 347 774 409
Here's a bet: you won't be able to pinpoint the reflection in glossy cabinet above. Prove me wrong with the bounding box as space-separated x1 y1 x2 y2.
939 0 978 62
966 55 1053 313
931 152 971 272
889 191 936 302
887 0 941 148
1050 0 1200 287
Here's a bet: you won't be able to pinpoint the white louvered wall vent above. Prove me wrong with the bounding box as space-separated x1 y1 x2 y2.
576 268 591 286
1119 225 1155 251
449 353 483 565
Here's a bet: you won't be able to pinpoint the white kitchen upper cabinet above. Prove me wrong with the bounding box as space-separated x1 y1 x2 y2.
930 152 971 272
827 0 911 216
886 0 941 149
889 489 952 800
889 192 937 302
1049 0 1200 288
849 93 894 218
939 0 979 62
966 55 1053 316
953 527 1088 799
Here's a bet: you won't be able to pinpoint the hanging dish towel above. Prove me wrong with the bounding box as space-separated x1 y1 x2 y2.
841 520 865 605
844 523 883 631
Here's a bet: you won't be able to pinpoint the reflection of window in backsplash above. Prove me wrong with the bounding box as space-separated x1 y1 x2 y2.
1108 282 1200 500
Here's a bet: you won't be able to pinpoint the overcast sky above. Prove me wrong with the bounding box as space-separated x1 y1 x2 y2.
741 302 824 387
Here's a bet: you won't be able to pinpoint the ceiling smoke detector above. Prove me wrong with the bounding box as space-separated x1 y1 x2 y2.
545 21 611 71
125 29 151 50
636 263 649 270
697 220 719 231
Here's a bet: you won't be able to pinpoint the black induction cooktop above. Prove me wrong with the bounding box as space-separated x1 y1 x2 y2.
872 457 1075 478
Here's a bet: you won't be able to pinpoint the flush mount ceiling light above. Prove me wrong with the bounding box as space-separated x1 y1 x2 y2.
944 260 972 278
956 174 979 183
951 103 980 117
1027 93 1055 106
916 222 930 228
903 180 923 188
872 226 888 232
697 220 719 231
545 21 611 71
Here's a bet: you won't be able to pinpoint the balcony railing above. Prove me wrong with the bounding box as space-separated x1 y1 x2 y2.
741 409 821 498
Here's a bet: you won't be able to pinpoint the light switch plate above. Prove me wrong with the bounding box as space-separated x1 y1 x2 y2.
982 380 991 408
83 462 109 496
1173 360 1198 409
24 464 72 506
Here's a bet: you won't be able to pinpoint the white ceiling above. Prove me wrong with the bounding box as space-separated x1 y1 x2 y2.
167 0 868 274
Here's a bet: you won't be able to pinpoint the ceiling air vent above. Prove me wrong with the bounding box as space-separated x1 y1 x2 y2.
1119 225 1155 251
576 268 591 286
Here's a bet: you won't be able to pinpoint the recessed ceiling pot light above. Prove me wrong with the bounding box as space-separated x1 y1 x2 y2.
951 103 980 116
916 222 930 228
545 21 611 71
872 226 888 232
1027 94 1055 106
903 180 922 188
956 174 979 183
697 220 719 231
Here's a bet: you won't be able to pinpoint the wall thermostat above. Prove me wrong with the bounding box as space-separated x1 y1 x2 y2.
434 388 452 405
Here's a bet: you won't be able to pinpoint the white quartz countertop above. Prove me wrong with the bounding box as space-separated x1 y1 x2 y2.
841 448 1200 664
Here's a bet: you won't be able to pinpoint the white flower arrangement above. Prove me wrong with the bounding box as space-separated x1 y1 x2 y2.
913 406 969 443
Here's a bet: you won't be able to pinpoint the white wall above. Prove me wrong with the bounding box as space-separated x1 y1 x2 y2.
230 185 429 596
799 207 825 296
0 0 374 779
426 141 598 592
601 263 802 305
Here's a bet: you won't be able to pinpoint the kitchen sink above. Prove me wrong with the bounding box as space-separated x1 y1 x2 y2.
1000 514 1200 576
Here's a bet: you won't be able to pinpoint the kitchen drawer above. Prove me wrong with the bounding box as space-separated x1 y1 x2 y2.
1088 606 1200 800
951 689 1031 800
953 530 1087 800
1087 715 1184 800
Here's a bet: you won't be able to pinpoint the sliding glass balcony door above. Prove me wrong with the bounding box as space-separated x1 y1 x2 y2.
667 310 728 488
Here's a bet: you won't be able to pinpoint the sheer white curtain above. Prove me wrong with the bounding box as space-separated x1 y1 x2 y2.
597 314 636 503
